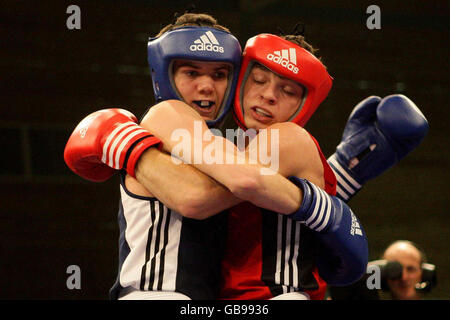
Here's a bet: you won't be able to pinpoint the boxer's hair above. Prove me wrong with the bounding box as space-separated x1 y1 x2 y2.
280 34 325 66
281 35 317 55
277 23 319 58
156 13 230 37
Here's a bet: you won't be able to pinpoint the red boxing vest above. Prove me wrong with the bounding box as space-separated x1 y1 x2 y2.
219 133 336 300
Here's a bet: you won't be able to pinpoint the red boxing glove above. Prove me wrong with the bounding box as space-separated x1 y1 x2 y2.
64 108 161 182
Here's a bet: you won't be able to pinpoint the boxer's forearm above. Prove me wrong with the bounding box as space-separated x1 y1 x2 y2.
135 148 241 219
141 100 302 214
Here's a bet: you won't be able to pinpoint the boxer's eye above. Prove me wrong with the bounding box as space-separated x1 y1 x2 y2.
185 70 198 77
252 75 266 84
213 71 228 80
282 86 296 96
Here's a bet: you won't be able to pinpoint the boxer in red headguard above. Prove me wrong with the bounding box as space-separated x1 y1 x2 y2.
220 33 337 300
215 33 426 300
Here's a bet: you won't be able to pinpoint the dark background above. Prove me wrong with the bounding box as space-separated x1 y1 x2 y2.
0 0 448 300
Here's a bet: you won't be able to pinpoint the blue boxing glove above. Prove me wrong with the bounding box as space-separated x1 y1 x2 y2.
288 177 368 286
328 94 429 201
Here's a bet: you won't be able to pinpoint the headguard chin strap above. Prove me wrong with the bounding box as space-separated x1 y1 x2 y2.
233 34 333 129
147 26 242 127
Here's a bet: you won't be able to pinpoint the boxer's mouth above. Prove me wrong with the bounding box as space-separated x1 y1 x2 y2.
254 107 272 118
193 100 215 109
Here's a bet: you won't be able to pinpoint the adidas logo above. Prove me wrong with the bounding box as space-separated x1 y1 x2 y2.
266 48 299 74
350 212 363 236
189 31 224 53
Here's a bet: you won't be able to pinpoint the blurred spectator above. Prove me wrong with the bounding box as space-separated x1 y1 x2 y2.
328 240 436 300
382 240 428 300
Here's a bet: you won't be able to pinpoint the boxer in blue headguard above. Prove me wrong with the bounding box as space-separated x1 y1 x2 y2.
105 13 242 300
146 23 241 127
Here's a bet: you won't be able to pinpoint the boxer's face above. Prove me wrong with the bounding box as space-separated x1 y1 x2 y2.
242 64 304 130
173 59 231 121
384 243 423 300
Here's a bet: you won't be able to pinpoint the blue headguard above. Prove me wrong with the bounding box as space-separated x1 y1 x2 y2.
147 26 242 127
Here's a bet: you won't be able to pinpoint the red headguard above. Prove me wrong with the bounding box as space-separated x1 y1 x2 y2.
233 34 333 129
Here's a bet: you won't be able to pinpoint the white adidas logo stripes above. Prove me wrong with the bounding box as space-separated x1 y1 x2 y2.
196 31 219 45
267 48 299 74
101 122 149 169
189 31 224 53
275 215 302 290
302 180 363 236
274 48 297 65
304 182 332 232
328 154 362 201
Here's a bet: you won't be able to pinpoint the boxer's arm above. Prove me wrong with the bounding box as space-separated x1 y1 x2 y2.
127 106 311 219
245 122 325 188
249 123 368 285
288 177 368 286
129 148 241 219
141 100 302 214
